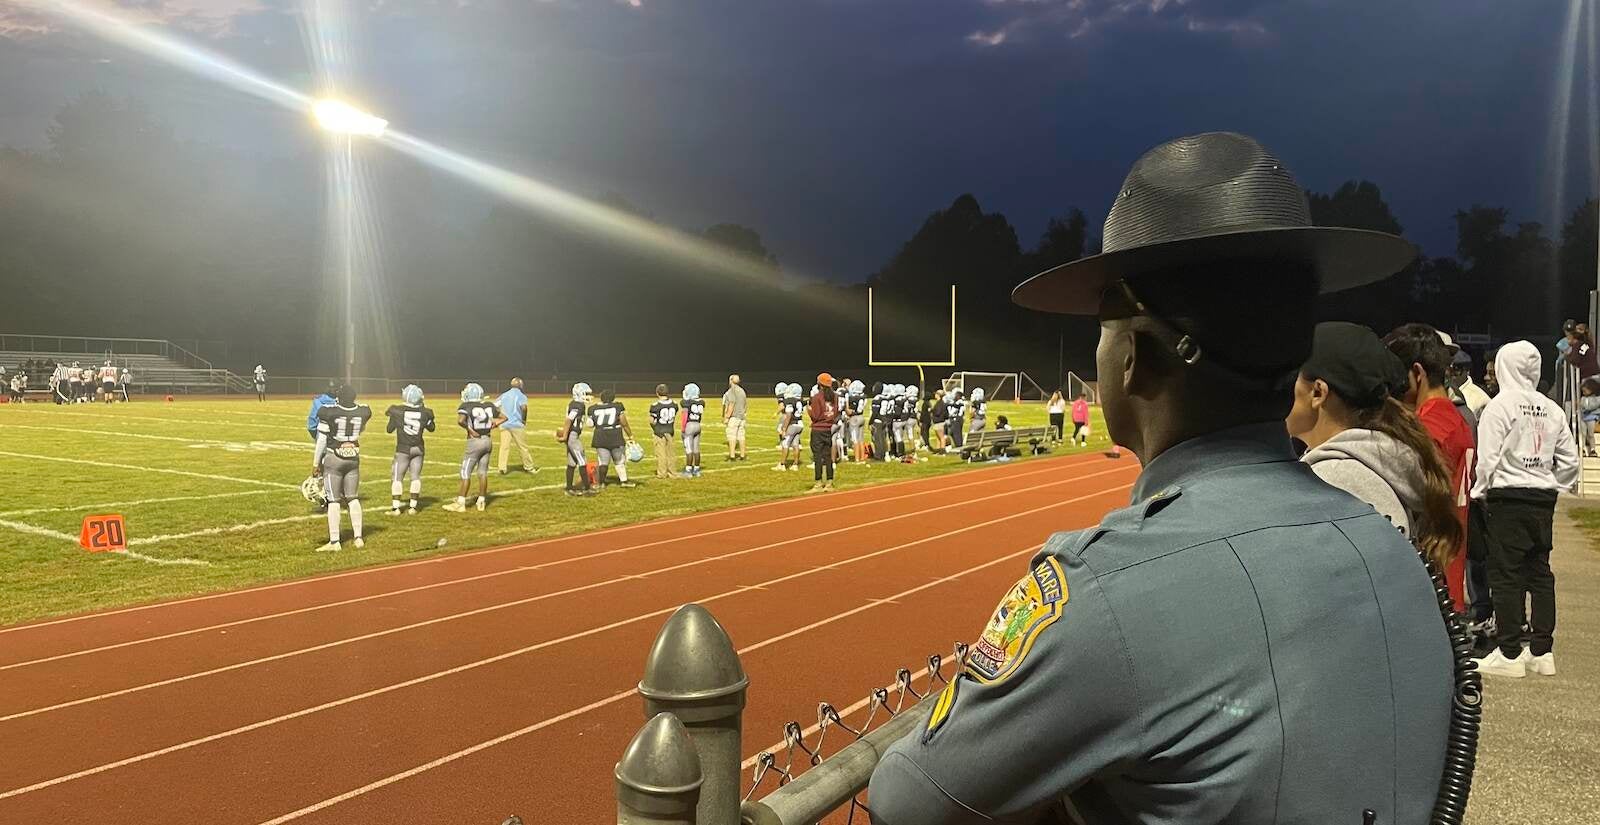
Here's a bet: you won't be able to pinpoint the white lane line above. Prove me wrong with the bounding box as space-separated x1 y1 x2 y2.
118 551 211 567
0 461 1087 670
0 468 1126 721
0 451 294 489
0 481 1131 802
253 543 1047 825
0 454 1105 635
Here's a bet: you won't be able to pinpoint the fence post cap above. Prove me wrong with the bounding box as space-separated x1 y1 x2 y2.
616 712 704 799
639 604 749 709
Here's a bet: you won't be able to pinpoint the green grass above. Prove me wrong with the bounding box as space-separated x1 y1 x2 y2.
0 395 1111 626
1569 506 1600 553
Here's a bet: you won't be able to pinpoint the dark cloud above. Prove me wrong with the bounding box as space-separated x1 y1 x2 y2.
0 0 1578 279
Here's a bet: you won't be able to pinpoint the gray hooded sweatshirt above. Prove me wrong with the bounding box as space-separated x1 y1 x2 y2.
1301 428 1426 539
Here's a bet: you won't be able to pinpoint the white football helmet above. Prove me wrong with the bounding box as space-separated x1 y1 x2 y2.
785 383 803 399
972 387 985 402
300 475 328 507
950 387 963 398
626 441 646 463
401 384 424 406
684 383 701 400
572 382 593 402
908 385 920 399
775 382 789 398
461 383 485 403
849 380 865 395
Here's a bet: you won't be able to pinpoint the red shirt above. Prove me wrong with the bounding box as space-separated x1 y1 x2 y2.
808 391 840 431
1417 396 1475 612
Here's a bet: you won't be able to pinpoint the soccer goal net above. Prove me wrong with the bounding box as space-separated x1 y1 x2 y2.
942 372 1022 403
1066 371 1099 404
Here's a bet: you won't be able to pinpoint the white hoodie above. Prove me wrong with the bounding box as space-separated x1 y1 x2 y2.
1471 341 1579 498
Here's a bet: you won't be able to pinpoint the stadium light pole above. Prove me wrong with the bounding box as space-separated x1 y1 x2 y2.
312 100 388 384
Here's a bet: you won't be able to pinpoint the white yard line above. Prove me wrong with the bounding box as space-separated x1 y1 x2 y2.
0 451 293 489
0 455 1099 635
0 482 1112 805
252 542 1046 825
0 519 78 542
0 462 1090 672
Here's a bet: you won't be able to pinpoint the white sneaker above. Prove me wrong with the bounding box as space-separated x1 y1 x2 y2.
353 538 365 549
772 464 787 471
384 507 403 516
315 541 342 553
1474 648 1527 679
1526 651 1556 676
476 497 487 511
789 465 799 472
442 501 467 513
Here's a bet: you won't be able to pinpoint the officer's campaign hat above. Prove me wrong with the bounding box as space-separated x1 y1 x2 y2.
1012 132 1416 316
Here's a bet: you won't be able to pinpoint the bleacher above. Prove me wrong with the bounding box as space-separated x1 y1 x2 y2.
0 334 251 396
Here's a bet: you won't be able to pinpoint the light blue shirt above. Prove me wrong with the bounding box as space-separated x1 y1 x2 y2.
496 388 528 429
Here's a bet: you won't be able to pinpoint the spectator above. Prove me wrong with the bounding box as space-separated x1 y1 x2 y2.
722 374 749 462
1071 393 1091 447
1484 353 1500 397
306 382 337 442
1286 322 1463 569
1580 379 1600 458
1385 323 1475 612
1046 390 1067 440
806 373 840 493
1449 350 1491 417
1472 341 1580 679
1565 322 1599 380
494 378 538 475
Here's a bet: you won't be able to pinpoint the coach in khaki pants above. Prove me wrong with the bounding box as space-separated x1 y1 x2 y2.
723 374 749 461
495 379 538 474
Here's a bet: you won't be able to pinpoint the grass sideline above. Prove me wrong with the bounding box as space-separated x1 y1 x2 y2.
1568 505 1600 552
0 394 1112 626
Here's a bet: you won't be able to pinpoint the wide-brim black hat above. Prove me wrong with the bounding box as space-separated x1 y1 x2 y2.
1012 132 1418 315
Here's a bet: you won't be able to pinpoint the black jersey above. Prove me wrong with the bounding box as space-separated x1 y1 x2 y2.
649 399 680 436
318 403 374 457
898 398 914 420
458 401 502 438
564 399 587 437
684 398 706 424
783 398 806 427
971 399 988 419
948 398 966 419
588 401 627 449
386 404 437 453
873 395 894 421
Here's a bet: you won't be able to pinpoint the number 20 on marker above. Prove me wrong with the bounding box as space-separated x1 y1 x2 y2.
79 514 127 552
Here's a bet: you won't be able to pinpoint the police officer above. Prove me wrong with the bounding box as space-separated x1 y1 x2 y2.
868 133 1453 824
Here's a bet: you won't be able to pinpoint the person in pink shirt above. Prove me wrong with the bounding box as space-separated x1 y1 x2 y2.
1071 393 1091 447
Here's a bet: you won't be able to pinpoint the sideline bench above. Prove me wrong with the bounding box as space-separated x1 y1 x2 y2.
960 426 1053 461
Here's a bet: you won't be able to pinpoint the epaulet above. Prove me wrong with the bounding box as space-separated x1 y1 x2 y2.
1043 485 1184 561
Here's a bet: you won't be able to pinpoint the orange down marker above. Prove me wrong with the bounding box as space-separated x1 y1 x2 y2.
79 514 127 553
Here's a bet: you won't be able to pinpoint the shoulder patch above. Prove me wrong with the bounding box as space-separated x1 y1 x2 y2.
964 556 1068 684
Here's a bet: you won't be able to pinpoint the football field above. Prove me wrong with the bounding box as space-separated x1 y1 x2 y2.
0 394 1108 626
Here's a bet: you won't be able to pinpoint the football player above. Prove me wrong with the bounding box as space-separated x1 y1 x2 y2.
847 380 868 463
385 384 436 515
681 383 706 478
79 364 94 402
99 361 117 404
588 389 637 489
945 387 965 453
968 386 988 439
66 361 80 404
557 382 596 496
648 384 680 479
445 383 505 512
254 365 268 402
312 384 373 551
775 383 805 472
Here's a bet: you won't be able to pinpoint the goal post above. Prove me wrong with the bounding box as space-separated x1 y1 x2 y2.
867 285 956 389
1066 371 1099 404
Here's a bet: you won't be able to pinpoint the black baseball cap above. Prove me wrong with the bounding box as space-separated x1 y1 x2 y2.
1300 322 1407 407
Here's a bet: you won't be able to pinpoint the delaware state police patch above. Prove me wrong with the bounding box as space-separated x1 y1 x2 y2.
965 556 1067 684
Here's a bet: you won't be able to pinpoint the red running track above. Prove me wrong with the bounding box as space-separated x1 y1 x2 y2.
0 453 1139 824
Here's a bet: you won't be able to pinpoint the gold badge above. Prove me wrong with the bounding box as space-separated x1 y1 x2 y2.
964 556 1067 684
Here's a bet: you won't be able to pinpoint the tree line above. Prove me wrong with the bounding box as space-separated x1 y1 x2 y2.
0 93 1591 388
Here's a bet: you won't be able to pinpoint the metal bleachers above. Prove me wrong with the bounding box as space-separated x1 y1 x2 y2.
0 334 251 395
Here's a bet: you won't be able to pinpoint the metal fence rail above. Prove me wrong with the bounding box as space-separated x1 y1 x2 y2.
606 604 958 825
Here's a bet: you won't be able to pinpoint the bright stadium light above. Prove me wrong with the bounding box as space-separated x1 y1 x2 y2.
313 99 388 137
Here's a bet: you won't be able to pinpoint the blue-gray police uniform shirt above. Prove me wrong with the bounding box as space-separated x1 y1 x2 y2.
869 423 1451 825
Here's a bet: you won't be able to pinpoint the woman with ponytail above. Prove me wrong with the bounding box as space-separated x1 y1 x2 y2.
1286 322 1464 570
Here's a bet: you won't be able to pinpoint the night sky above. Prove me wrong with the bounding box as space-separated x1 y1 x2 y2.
0 0 1585 281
